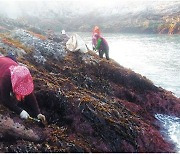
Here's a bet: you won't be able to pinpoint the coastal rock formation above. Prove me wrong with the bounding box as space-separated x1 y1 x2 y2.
0 112 41 142
0 24 179 152
2 1 177 34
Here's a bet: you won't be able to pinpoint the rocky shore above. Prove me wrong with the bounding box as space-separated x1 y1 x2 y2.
0 19 180 152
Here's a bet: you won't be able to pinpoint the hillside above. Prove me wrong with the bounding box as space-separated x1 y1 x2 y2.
0 1 179 34
0 18 180 152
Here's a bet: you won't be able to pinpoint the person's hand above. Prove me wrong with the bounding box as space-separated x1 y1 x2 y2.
20 110 30 119
37 114 46 123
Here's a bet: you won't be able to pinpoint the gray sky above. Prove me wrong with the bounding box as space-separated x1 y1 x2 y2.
0 0 179 19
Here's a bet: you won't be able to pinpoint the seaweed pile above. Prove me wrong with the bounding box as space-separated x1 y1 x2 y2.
0 25 180 152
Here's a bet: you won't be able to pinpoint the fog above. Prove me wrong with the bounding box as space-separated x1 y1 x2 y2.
0 0 179 19
0 0 179 32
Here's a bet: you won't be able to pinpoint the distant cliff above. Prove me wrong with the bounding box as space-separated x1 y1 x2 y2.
1 1 178 34
0 17 179 152
0 1 179 34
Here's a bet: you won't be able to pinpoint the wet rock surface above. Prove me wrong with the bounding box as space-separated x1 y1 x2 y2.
0 19 179 152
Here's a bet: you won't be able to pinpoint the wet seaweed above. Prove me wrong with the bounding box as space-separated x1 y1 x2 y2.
0 30 179 152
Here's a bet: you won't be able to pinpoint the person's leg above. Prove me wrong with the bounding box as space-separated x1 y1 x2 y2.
105 50 110 60
99 50 103 58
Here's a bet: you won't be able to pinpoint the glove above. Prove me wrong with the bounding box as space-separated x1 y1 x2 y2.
20 110 30 119
37 114 46 123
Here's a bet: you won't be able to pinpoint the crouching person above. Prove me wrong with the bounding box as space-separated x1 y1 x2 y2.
0 56 46 123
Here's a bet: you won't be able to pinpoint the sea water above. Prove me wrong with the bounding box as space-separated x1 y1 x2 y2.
75 32 180 152
77 32 180 98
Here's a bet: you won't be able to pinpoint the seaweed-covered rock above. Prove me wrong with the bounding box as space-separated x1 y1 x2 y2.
15 50 179 152
0 114 40 142
0 26 179 152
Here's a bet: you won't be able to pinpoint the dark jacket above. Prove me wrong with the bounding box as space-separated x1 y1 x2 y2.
96 36 109 52
0 56 40 116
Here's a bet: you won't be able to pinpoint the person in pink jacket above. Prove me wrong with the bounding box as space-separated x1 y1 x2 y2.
92 26 101 50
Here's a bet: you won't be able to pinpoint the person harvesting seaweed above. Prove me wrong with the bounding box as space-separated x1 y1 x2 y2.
94 33 110 60
0 55 46 123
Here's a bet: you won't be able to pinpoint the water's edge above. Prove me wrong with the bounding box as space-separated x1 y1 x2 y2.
74 32 180 152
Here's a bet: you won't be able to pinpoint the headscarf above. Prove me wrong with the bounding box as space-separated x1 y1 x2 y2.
9 65 34 101
93 26 101 36
92 33 100 47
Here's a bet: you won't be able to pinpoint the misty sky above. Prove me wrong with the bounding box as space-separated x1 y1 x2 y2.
0 0 179 19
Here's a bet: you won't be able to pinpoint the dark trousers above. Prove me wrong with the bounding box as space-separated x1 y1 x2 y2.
99 50 110 60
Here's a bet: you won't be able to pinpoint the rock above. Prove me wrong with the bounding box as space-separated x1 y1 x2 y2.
0 19 179 152
0 37 26 57
11 29 67 63
0 114 40 142
15 49 178 152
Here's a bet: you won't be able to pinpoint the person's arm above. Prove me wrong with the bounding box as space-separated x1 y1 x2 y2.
25 92 41 116
1 76 23 114
92 36 98 50
25 93 46 123
96 38 102 50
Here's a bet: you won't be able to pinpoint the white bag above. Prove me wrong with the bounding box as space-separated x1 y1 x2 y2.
66 34 88 53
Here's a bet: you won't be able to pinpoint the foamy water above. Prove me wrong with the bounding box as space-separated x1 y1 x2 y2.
155 114 180 152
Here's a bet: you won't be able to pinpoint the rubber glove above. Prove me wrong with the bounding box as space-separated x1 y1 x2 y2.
37 114 46 123
20 110 30 119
